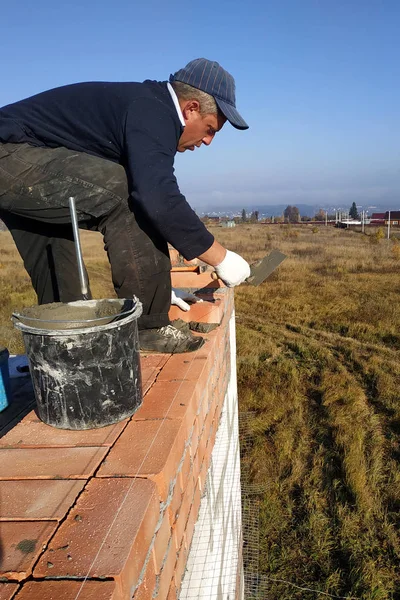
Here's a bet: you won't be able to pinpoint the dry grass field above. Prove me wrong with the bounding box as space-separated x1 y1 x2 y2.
1 223 400 599
213 224 400 600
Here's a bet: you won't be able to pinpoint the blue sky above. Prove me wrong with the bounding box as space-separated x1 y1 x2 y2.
2 0 399 210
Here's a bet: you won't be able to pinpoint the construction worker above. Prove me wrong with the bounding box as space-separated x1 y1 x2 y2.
0 58 250 353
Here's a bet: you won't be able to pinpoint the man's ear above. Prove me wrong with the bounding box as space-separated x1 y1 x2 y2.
181 100 201 121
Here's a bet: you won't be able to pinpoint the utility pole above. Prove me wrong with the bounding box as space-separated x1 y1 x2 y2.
387 211 391 239
361 210 365 233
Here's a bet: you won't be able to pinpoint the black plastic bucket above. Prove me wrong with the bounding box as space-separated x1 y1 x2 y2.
13 298 143 430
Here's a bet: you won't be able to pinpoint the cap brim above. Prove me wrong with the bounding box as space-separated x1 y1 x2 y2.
215 98 249 130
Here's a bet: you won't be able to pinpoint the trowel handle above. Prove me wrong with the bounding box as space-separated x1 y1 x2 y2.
68 197 89 299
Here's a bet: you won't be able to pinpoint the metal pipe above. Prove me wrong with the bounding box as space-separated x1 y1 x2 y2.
68 196 89 299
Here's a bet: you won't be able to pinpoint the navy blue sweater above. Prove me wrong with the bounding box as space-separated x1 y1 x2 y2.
0 81 214 260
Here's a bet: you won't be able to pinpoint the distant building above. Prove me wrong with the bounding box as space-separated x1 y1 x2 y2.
335 219 362 229
370 212 385 224
385 211 400 225
200 216 220 225
221 220 236 228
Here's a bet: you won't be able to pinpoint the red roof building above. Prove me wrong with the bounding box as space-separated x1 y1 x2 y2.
370 212 385 223
385 211 400 224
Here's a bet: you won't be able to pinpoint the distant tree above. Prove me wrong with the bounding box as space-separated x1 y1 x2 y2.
301 215 312 222
349 202 359 219
241 208 247 223
314 209 326 221
284 205 300 223
250 210 259 223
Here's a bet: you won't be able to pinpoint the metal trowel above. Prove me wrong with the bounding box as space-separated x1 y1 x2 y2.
212 249 287 286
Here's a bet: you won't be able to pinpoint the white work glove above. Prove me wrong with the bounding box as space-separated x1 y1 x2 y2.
171 288 204 312
215 250 251 287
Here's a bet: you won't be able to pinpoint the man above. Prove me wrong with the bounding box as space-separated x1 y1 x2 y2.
0 58 250 353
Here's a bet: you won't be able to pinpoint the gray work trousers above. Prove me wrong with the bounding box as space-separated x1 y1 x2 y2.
0 142 171 329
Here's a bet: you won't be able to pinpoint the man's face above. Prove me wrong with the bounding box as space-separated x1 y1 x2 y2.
177 100 226 153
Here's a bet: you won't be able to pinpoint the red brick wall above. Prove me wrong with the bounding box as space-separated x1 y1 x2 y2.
1 275 234 600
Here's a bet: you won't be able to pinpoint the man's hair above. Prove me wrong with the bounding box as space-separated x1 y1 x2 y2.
171 81 218 115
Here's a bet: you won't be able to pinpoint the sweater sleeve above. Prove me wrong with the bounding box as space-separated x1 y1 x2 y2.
123 97 214 261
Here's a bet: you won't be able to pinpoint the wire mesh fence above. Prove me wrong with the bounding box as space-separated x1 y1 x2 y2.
239 411 268 600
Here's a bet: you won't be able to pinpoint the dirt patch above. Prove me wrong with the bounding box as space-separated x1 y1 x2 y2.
16 539 37 554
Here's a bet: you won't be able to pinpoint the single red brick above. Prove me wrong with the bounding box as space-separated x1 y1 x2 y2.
167 486 181 528
211 402 224 441
174 536 188 591
200 439 215 480
184 514 196 557
134 380 200 434
185 484 202 552
197 458 208 494
188 415 200 460
171 527 181 552
179 449 192 493
196 386 210 425
195 417 208 469
0 583 19 600
0 521 56 581
0 480 85 521
170 271 222 290
214 331 226 356
157 353 209 383
199 394 212 428
0 412 127 449
132 555 156 600
155 539 176 600
97 420 185 501
191 448 201 484
140 355 170 371
0 447 108 480
203 401 218 446
15 581 117 600
173 474 195 549
166 583 178 600
215 334 228 364
169 298 223 325
34 479 158 595
153 513 171 574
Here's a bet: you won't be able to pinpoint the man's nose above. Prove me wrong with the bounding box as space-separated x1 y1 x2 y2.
202 136 213 146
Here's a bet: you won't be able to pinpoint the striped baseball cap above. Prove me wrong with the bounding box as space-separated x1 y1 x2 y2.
169 58 249 130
